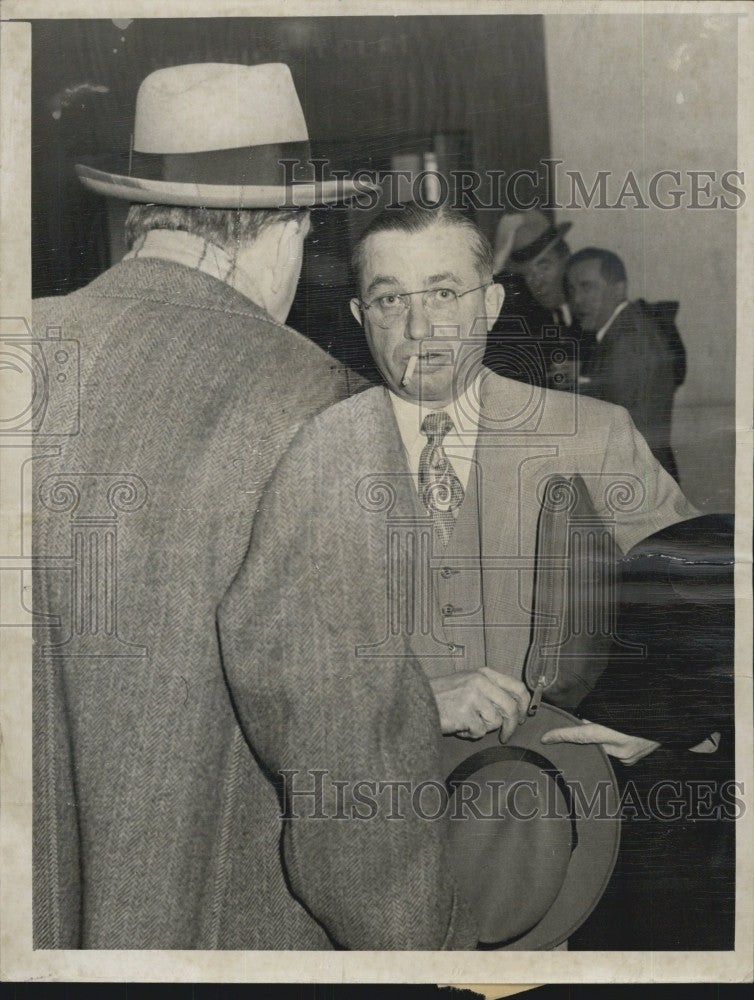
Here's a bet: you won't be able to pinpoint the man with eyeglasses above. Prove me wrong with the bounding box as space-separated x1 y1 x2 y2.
218 201 699 947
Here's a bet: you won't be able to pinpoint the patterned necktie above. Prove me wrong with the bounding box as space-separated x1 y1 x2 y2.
418 411 465 548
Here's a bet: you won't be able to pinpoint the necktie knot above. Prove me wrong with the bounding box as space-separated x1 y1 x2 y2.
421 410 454 442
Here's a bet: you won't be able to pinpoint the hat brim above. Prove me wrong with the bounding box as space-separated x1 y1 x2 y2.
507 221 573 270
76 163 374 208
442 702 620 951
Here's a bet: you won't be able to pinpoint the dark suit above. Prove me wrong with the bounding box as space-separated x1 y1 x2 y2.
581 300 680 479
32 250 459 950
485 271 591 392
571 515 735 950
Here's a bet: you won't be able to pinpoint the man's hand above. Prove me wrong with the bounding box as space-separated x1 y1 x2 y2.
541 718 660 765
429 668 529 741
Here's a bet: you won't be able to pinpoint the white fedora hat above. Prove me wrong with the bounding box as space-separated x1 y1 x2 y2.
76 62 372 208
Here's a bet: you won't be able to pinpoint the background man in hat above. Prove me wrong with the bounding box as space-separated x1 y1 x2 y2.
33 64 470 950
566 246 684 480
219 202 703 947
485 208 590 391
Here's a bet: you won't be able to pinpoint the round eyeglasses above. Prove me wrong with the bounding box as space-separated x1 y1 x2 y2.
357 283 490 329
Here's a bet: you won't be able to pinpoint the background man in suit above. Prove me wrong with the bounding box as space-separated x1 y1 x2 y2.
566 247 681 479
220 203 701 876
486 209 590 391
33 63 462 951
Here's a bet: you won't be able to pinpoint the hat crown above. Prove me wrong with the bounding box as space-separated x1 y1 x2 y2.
134 62 309 155
511 209 553 254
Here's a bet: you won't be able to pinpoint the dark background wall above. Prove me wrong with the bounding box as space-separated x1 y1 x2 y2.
31 16 550 297
30 15 738 512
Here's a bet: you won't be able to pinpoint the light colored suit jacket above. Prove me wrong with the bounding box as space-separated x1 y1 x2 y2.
219 371 697 943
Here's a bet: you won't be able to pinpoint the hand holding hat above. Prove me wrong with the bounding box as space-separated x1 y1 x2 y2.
440 474 622 950
429 667 529 741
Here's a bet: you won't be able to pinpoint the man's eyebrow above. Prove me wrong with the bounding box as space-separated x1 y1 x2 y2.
426 272 462 286
363 271 463 298
364 275 399 297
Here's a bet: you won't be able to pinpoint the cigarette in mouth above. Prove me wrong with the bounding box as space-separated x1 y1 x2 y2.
402 355 418 386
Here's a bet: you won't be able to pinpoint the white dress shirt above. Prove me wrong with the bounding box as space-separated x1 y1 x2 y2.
595 299 629 344
388 373 481 493
554 301 572 327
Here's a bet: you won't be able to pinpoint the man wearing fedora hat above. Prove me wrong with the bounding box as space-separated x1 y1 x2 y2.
32 64 472 950
485 209 592 392
219 201 703 949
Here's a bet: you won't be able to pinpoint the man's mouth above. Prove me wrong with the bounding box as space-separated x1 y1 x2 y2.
401 348 455 385
416 348 452 364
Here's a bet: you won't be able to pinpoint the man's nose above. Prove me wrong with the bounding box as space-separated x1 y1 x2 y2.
405 296 431 340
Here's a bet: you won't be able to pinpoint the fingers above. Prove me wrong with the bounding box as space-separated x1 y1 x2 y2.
431 669 529 740
473 671 528 742
460 712 497 741
479 668 529 722
540 724 660 765
541 723 601 746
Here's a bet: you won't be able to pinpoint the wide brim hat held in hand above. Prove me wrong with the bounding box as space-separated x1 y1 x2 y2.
76 62 373 208
441 475 622 950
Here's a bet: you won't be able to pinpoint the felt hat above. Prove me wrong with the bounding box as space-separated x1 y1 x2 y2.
440 472 621 950
441 702 620 950
504 209 572 268
76 62 373 207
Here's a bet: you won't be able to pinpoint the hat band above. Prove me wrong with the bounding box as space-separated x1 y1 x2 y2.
130 140 315 187
509 226 562 265
446 744 578 853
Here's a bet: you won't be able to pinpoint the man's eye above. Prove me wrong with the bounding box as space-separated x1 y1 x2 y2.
436 288 455 300
379 294 401 307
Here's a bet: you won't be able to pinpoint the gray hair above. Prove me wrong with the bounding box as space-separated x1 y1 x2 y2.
124 204 306 253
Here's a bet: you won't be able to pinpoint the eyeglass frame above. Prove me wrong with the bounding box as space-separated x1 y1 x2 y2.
354 282 492 327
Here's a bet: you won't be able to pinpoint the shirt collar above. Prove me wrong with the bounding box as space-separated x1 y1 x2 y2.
555 302 572 326
388 371 482 454
123 229 261 305
595 299 629 343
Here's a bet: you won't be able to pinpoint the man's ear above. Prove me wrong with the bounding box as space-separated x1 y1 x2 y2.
270 214 308 291
349 297 364 328
484 281 505 331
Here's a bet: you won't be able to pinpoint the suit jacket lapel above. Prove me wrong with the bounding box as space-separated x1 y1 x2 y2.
474 374 552 676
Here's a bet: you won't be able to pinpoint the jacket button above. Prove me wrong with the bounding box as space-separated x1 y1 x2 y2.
442 604 455 616
441 566 456 578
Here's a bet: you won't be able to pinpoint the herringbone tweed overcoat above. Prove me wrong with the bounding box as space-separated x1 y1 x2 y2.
32 255 442 950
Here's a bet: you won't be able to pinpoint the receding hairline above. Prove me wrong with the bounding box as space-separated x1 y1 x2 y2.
354 218 492 290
